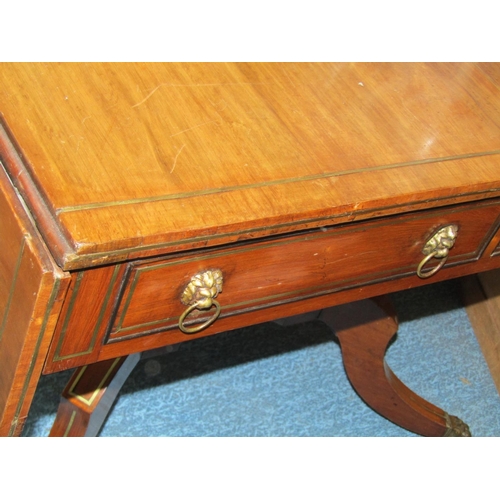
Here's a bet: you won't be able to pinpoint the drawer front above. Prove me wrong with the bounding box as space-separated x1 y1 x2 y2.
107 200 500 343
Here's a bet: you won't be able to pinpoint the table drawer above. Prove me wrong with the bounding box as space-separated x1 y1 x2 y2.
106 200 500 343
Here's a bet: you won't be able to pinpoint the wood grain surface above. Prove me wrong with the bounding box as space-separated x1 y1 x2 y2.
1 63 500 269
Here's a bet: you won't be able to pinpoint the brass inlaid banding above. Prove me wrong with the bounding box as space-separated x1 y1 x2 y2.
52 272 85 361
9 280 63 436
56 150 500 214
63 411 77 437
52 265 121 362
68 357 122 406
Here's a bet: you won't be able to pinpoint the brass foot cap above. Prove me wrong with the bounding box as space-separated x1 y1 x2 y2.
444 414 471 437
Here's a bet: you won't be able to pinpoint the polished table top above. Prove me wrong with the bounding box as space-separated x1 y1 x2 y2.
1 63 500 270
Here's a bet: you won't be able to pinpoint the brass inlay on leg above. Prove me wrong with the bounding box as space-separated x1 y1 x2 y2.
68 357 122 407
63 411 77 437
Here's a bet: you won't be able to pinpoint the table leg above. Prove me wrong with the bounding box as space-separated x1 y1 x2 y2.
318 296 471 437
49 354 140 437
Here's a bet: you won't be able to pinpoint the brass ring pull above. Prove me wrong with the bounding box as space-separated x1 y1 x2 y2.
416 251 448 279
416 224 458 279
179 299 221 334
178 269 223 334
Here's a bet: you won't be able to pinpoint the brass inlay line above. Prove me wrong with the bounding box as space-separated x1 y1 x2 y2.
63 411 77 437
53 265 121 362
56 150 500 214
68 357 122 406
116 267 141 331
52 272 85 361
0 236 26 344
9 279 62 436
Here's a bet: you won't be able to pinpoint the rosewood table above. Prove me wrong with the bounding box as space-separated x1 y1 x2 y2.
1 63 500 437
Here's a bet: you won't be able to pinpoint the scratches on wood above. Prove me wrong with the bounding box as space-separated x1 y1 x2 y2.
131 84 167 108
170 144 186 174
170 119 219 138
131 81 271 109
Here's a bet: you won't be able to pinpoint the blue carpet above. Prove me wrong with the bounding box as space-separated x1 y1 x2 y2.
21 279 500 437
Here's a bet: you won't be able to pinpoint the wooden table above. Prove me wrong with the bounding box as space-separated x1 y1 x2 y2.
1 63 500 437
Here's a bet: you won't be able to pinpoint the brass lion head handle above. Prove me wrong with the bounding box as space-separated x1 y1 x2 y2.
417 224 459 279
179 269 223 334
